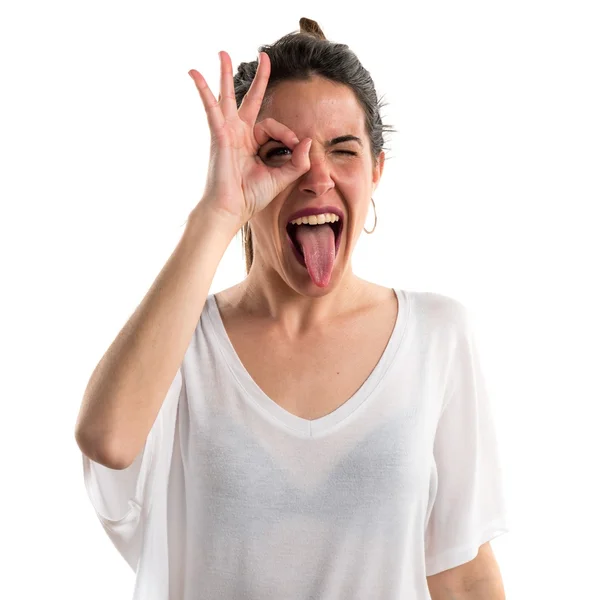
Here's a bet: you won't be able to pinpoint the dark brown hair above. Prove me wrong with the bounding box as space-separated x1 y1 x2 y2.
234 17 395 275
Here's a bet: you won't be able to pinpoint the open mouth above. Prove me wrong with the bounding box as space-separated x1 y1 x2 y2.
286 219 343 259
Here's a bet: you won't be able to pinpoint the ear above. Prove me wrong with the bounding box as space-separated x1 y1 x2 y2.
372 150 385 192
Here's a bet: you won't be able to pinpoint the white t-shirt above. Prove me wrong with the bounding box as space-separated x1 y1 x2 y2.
81 288 509 599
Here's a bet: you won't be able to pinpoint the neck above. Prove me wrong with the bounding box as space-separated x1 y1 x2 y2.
230 265 370 339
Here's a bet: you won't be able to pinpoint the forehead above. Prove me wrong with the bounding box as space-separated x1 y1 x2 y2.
259 76 366 140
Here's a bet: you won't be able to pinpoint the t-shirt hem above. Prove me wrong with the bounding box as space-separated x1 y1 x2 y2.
82 452 144 525
425 517 509 576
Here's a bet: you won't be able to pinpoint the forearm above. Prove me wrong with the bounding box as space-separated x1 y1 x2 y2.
75 202 238 468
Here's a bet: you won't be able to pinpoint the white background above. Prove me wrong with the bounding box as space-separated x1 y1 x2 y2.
2 1 598 598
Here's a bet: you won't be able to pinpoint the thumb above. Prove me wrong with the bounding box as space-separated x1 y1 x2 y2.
269 138 313 193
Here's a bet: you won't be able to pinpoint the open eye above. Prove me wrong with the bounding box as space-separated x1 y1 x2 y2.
265 147 292 159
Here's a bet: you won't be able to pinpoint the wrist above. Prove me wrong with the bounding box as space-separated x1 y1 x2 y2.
187 201 243 240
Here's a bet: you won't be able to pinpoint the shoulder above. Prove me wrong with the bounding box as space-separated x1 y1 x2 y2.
407 289 470 332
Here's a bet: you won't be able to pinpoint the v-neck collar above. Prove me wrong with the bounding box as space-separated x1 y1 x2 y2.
205 288 411 436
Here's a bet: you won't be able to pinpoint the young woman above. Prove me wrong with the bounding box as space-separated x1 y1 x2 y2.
75 18 508 600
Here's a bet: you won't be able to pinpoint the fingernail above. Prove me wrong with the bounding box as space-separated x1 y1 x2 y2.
292 136 300 144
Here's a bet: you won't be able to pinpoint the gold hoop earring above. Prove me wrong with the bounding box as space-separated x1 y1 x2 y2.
363 197 377 234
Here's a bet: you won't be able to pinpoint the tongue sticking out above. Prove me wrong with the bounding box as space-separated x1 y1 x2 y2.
294 224 336 288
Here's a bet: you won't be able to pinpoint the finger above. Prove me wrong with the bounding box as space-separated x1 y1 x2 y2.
238 51 271 126
270 138 313 191
189 68 225 132
218 51 238 120
254 117 300 150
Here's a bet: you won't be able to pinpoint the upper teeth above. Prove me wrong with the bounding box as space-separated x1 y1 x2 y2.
289 213 340 226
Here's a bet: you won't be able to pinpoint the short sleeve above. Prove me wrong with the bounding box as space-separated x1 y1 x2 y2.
424 305 509 576
81 368 183 571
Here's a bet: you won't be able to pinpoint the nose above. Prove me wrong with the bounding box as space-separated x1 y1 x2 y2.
298 148 335 197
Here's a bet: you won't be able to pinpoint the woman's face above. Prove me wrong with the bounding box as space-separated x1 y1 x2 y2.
250 75 385 289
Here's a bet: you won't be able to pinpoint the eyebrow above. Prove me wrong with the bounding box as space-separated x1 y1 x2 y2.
265 134 363 147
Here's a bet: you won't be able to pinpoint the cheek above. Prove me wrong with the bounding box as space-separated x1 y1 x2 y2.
248 206 283 244
335 165 364 187
337 158 371 180
335 167 372 201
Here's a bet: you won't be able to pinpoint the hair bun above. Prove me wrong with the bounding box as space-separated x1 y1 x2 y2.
299 17 326 40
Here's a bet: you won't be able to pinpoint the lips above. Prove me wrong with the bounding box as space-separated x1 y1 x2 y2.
282 205 345 268
285 205 344 223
